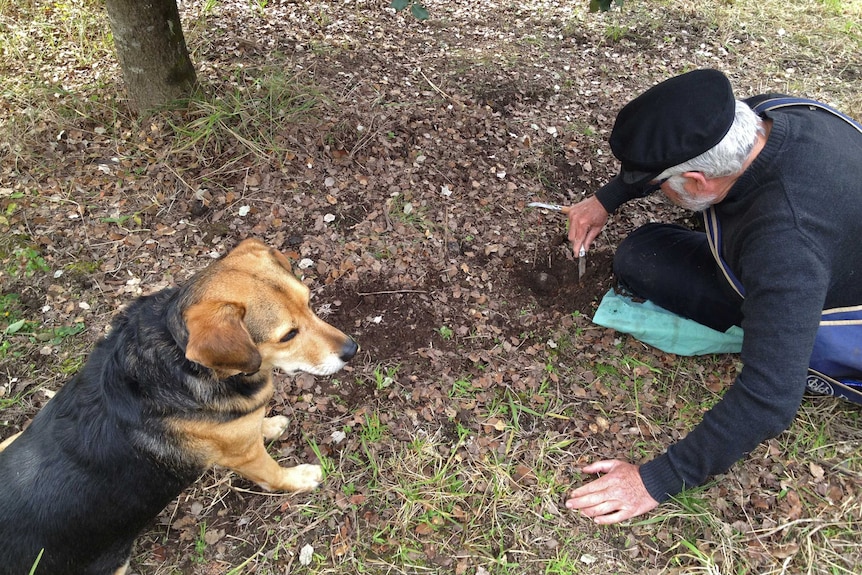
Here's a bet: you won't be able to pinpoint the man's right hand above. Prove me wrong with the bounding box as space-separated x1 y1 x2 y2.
566 195 609 254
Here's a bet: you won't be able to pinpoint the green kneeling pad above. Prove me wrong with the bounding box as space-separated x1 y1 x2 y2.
592 288 743 356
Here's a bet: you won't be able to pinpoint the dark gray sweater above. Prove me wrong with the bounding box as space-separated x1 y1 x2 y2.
598 102 862 501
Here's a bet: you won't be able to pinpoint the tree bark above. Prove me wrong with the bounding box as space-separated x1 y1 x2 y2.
105 0 197 114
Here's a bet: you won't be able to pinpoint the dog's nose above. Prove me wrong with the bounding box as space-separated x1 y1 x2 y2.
340 338 358 362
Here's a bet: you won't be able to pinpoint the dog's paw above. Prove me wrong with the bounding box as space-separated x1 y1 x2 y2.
280 463 323 492
261 415 290 440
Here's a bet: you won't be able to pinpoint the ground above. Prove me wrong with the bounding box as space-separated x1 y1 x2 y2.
1 0 861 574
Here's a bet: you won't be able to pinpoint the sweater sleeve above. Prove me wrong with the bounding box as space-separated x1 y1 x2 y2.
639 230 827 502
594 174 655 214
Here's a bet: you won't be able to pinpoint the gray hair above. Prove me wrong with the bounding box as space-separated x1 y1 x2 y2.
658 100 764 180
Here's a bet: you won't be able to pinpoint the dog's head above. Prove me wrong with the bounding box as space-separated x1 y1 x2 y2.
179 239 357 378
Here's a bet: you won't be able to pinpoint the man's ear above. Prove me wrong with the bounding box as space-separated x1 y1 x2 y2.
682 171 710 192
184 301 262 377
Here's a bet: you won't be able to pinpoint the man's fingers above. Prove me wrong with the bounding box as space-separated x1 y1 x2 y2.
565 488 602 510
565 460 622 504
570 497 620 517
568 494 642 524
564 195 609 249
566 491 634 523
567 225 588 249
592 509 634 525
580 460 620 474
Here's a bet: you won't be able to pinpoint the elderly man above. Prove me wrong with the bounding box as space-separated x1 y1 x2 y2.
562 69 862 524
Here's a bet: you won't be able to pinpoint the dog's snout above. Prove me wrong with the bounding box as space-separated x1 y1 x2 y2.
340 338 358 362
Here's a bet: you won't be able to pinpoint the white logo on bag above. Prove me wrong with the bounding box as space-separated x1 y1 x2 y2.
806 374 834 396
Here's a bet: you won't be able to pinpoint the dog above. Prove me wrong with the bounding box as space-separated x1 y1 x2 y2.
0 238 357 575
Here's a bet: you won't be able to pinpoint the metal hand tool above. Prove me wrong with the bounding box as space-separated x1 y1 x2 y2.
526 202 570 213
527 202 586 280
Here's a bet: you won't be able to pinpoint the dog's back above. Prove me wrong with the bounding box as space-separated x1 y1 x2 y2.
0 423 188 574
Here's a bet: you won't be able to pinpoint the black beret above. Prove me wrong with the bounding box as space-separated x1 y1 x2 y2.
609 69 736 186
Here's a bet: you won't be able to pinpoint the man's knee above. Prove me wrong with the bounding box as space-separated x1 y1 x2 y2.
613 223 677 283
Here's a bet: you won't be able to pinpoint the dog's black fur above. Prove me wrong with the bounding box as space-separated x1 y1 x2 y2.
0 289 203 574
0 239 356 575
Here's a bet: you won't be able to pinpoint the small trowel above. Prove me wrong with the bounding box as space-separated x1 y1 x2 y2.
527 202 587 280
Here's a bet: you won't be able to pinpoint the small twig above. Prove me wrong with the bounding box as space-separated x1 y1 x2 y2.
745 517 821 540
356 289 428 296
417 67 454 102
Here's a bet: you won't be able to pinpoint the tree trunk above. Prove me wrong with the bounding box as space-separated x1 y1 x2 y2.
105 0 197 114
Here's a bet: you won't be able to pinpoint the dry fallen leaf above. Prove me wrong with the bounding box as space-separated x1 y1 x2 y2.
809 462 825 481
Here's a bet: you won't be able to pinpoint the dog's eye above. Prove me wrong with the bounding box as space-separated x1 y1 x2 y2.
280 329 299 343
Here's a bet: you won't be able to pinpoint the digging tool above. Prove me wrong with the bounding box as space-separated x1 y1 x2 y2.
526 201 569 213
526 202 586 281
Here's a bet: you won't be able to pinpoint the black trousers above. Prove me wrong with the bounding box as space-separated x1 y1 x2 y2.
613 223 744 332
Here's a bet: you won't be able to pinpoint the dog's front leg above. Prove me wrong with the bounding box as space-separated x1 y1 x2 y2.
234 451 323 492
226 441 323 492
173 411 323 492
261 415 289 440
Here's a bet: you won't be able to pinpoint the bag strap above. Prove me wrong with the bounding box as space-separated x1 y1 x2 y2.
749 96 862 134
707 97 862 402
704 207 745 298
807 369 862 405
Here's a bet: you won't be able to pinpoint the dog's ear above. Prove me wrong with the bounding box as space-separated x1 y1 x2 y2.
184 301 262 377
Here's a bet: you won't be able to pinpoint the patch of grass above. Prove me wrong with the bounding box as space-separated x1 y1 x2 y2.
603 22 629 42
1 235 51 279
64 260 100 276
449 377 478 399
384 192 435 234
544 550 580 574
436 324 454 341
10 246 49 277
371 363 399 391
0 0 113 73
0 0 117 162
0 293 24 325
1 293 36 361
359 412 386 444
0 386 33 411
166 68 321 171
304 435 334 477
58 355 86 376
193 522 207 564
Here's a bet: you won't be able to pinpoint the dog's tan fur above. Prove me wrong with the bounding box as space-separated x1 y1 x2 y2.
167 239 353 491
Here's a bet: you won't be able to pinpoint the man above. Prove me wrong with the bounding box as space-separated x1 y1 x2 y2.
562 69 862 524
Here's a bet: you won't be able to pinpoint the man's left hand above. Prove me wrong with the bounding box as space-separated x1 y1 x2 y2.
565 460 659 524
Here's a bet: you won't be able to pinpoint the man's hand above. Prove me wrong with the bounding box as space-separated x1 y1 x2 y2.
566 196 609 253
565 460 659 525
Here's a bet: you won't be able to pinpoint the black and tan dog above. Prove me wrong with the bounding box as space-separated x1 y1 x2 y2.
0 238 357 575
